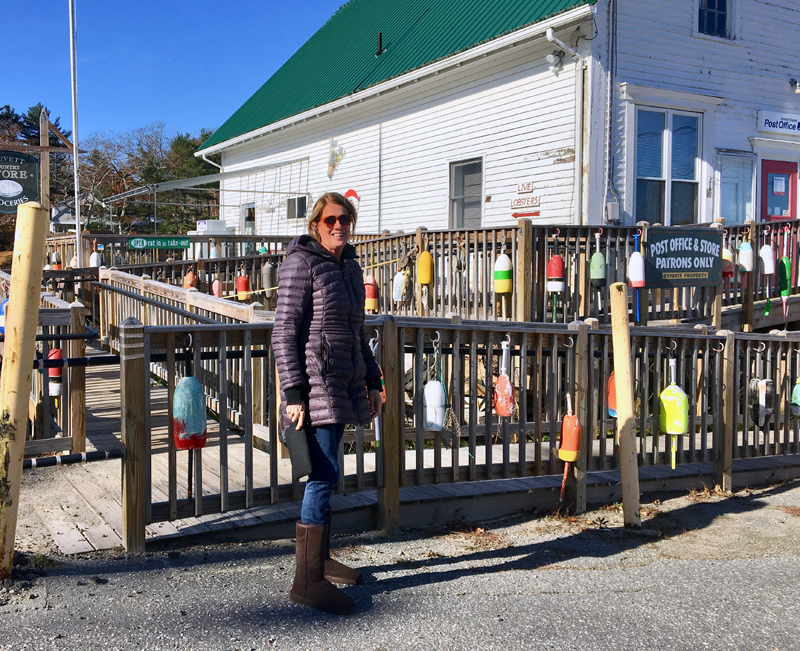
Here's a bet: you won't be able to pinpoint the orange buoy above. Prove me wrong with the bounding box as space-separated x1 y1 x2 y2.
607 371 617 418
493 336 515 417
47 348 63 397
236 271 250 301
559 393 582 501
51 251 62 271
364 275 379 311
183 269 197 289
211 278 222 298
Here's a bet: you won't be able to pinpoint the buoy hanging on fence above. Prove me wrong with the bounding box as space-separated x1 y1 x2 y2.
792 378 800 417
423 380 446 431
779 232 791 322
89 240 102 267
760 230 776 315
493 335 515 418
559 393 582 502
47 348 63 397
547 234 565 324
738 241 754 273
393 268 410 303
236 269 250 301
69 254 78 269
51 251 62 271
0 292 8 336
211 278 222 298
262 262 277 300
209 240 219 259
659 356 689 470
607 371 617 418
628 232 646 322
258 244 268 255
590 231 606 310
748 377 774 429
172 376 208 451
183 269 197 289
722 233 735 279
364 274 379 312
493 251 513 294
416 249 433 285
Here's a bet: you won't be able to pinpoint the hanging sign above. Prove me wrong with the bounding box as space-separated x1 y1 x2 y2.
0 151 40 214
129 237 191 250
644 227 723 288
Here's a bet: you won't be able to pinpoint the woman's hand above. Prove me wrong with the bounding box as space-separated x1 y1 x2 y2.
286 404 306 430
368 389 383 419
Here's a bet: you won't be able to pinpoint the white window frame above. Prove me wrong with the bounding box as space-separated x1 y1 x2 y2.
241 202 256 235
714 149 756 225
622 84 723 225
286 195 308 221
448 157 484 229
692 0 740 42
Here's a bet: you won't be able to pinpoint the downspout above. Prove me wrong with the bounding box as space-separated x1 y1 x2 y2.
604 0 621 222
546 28 585 225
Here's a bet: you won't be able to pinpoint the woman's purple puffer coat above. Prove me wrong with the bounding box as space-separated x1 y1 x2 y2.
273 235 382 430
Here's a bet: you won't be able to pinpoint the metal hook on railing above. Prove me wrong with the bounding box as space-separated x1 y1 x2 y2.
554 228 561 238
763 225 771 235
742 226 751 236
597 227 604 237
431 330 440 346
712 341 725 353
563 336 575 349
755 342 766 353
369 329 380 355
184 333 193 349
666 340 678 352
784 224 792 232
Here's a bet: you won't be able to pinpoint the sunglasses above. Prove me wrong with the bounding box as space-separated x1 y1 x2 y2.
321 214 352 227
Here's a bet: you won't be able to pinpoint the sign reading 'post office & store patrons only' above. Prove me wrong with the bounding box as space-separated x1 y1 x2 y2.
0 151 40 214
644 227 723 288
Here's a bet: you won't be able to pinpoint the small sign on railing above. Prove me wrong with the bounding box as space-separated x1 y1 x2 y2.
644 227 723 288
129 237 191 250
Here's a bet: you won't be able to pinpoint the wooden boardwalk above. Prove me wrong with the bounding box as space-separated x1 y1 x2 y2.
20 343 800 555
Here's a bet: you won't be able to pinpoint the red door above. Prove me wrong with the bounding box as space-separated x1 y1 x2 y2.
761 159 797 221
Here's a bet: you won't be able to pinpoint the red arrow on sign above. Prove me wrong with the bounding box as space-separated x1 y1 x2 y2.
512 211 540 218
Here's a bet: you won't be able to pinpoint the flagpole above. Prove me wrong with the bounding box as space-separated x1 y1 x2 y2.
69 0 81 267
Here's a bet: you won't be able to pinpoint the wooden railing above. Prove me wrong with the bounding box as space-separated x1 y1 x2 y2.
116 313 800 549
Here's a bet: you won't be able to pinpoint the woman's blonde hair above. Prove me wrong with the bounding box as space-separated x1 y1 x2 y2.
307 192 358 242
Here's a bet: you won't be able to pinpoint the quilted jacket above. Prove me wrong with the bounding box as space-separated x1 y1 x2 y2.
273 235 382 430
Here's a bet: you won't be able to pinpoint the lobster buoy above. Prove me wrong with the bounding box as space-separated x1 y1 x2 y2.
559 393 581 464
236 271 250 301
423 380 446 431
759 242 775 276
262 262 277 300
590 231 606 290
493 336 515 417
364 275 379 311
660 357 689 469
792 379 800 417
493 252 513 294
738 241 754 272
393 269 410 302
749 377 774 428
779 236 791 321
607 371 617 418
258 244 268 255
183 270 197 289
722 245 735 279
547 254 565 294
52 251 62 271
0 293 8 335
89 240 102 267
209 242 219 259
47 348 63 397
172 376 207 451
211 278 222 298
628 233 645 288
44 264 52 271
416 250 433 285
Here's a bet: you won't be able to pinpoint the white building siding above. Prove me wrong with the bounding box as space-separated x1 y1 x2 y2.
219 34 584 235
610 0 800 223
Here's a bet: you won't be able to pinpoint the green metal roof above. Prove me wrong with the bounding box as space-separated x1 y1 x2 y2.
199 0 595 152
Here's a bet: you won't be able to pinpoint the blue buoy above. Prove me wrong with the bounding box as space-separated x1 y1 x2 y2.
0 294 9 336
172 376 207 451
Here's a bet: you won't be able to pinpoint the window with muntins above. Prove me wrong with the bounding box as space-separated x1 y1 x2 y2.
635 108 701 226
450 159 482 229
286 195 307 221
699 0 728 38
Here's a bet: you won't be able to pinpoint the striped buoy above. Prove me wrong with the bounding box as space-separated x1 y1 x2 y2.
236 272 250 301
364 275 379 311
738 241 754 272
493 252 513 294
48 348 63 397
172 376 207 451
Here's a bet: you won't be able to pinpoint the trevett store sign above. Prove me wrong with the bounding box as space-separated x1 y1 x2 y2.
757 111 800 136
0 151 40 215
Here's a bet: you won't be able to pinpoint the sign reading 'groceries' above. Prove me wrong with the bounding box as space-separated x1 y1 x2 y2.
644 227 723 288
0 151 40 214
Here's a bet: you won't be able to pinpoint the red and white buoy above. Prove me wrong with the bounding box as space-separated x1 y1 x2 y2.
364 275 379 312
47 348 63 397
547 234 565 323
493 335 515 418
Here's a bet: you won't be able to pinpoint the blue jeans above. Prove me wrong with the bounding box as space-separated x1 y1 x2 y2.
301 423 345 525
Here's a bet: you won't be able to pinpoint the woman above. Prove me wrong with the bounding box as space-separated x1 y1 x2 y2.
273 192 383 616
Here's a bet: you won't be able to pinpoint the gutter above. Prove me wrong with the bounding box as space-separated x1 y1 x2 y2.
196 3 596 158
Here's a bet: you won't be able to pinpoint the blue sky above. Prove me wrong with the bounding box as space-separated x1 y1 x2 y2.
4 0 346 140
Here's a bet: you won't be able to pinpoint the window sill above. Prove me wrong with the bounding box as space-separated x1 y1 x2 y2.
691 31 739 46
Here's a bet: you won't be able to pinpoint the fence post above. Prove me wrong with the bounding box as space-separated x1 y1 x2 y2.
515 219 533 322
566 320 589 513
609 282 642 527
120 317 146 553
69 301 86 453
742 220 755 332
716 330 735 493
378 317 401 534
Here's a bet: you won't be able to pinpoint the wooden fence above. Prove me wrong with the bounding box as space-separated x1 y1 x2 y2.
115 312 800 549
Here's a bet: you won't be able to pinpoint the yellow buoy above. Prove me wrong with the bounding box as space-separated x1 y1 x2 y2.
417 250 433 285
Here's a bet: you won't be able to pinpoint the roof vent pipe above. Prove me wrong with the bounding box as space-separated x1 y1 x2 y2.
376 32 384 57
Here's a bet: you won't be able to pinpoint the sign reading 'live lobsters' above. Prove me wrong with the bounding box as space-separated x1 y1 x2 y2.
0 151 40 214
644 227 723 288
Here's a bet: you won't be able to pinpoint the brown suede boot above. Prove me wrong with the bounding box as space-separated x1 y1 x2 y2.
323 508 362 585
290 522 356 615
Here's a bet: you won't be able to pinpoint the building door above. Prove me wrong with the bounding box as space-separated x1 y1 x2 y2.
761 160 797 221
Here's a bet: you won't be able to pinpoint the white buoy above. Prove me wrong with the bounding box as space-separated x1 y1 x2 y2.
423 380 446 431
738 241 754 272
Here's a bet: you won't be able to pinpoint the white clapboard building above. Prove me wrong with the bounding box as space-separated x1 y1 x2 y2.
196 0 800 234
